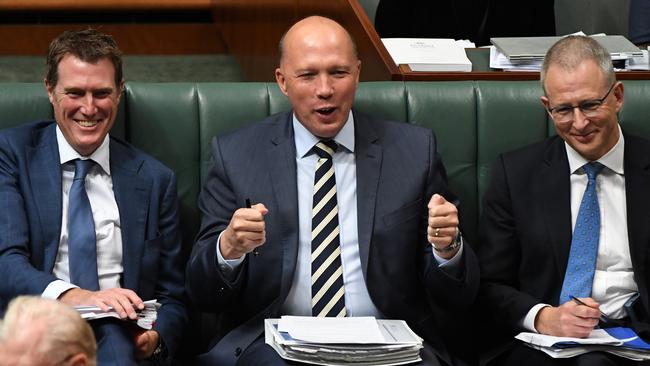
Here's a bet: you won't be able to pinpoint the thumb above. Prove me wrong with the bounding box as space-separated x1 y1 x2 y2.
428 193 446 208
252 203 269 216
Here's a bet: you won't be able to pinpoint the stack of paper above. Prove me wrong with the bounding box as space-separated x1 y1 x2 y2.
75 299 160 330
381 38 473 72
516 327 650 361
265 316 423 365
489 33 645 71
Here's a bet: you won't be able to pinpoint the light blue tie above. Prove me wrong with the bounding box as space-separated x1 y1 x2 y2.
68 159 99 291
559 162 605 304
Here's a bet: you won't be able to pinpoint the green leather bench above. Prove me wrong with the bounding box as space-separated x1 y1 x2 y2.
2 80 650 356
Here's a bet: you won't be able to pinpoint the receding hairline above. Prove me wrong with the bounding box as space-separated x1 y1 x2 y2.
540 35 616 93
277 16 359 66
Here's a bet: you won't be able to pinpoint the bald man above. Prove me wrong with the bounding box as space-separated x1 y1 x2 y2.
187 16 479 366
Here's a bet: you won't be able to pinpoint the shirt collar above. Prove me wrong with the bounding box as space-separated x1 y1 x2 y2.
56 125 111 175
566 124 624 175
293 111 355 158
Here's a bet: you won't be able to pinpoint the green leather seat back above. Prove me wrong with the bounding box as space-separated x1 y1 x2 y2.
125 82 200 257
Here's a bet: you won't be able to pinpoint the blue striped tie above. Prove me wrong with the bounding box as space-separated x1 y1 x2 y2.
68 159 99 291
311 141 346 317
559 162 605 304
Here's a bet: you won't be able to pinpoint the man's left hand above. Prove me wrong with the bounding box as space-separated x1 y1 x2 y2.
427 194 460 258
134 330 159 360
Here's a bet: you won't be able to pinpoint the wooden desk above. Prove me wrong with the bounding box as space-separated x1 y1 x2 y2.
214 0 650 81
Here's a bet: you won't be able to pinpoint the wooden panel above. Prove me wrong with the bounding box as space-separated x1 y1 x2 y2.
0 0 211 11
0 23 225 55
213 0 400 81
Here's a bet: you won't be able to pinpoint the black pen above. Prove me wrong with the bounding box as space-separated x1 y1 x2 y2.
245 198 259 256
571 295 610 323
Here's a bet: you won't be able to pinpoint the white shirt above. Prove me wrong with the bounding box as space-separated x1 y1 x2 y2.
42 127 123 299
523 126 638 331
217 112 462 317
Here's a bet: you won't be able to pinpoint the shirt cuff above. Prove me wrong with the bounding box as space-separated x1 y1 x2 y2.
522 303 551 332
42 280 78 300
432 240 464 267
216 231 245 280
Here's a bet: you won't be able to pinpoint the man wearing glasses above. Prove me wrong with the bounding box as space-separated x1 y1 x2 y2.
477 35 650 365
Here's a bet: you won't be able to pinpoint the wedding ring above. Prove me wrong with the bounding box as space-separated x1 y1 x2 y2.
434 227 440 237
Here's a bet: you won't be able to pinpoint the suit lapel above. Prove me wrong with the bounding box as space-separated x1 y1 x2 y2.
110 140 149 290
623 134 650 307
267 114 300 301
27 124 63 271
353 112 382 277
538 138 573 280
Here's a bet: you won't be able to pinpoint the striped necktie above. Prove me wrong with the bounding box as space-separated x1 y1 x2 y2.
311 140 346 317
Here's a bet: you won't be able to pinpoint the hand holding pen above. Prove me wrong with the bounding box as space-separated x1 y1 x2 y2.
571 296 611 324
219 198 268 259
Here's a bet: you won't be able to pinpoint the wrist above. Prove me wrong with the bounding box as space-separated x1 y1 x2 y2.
432 230 462 257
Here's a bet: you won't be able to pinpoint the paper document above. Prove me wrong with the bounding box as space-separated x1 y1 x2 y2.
266 317 423 365
75 299 160 330
516 327 650 361
381 38 472 72
279 316 385 344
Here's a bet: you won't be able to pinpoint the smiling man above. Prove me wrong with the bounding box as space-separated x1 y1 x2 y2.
0 29 187 365
477 35 650 365
187 16 479 366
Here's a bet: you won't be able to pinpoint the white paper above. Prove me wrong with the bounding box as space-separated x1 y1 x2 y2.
278 316 384 344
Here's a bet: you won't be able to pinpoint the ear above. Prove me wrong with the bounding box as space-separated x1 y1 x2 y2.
540 95 550 110
45 79 56 104
354 60 361 86
116 79 125 103
275 67 288 96
612 81 624 113
66 353 89 366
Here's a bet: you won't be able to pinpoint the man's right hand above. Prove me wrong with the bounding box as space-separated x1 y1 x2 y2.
220 203 268 259
534 297 601 338
59 287 145 320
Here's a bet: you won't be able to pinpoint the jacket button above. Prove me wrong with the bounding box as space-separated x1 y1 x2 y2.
235 347 242 356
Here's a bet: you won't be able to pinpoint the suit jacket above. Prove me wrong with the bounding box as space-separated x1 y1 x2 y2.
0 121 187 356
186 110 480 366
477 132 650 358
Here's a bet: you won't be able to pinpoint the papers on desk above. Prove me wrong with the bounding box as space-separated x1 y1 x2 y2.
489 33 648 71
74 299 160 330
381 38 473 72
516 327 650 361
265 316 423 365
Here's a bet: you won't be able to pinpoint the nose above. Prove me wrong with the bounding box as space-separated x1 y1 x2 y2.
315 74 333 99
570 107 590 129
80 94 98 115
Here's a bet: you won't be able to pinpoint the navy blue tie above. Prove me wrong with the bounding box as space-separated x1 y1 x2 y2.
559 162 605 304
311 141 346 317
68 159 99 291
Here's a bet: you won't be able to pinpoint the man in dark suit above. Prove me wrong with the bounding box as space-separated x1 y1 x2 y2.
186 15 479 366
478 35 650 365
0 29 187 365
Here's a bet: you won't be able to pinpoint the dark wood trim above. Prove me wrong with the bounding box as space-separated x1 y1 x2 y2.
0 23 225 55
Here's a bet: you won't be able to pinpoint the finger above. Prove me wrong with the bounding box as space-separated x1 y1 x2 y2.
110 292 139 320
428 193 446 208
251 203 269 215
120 289 145 310
428 215 459 230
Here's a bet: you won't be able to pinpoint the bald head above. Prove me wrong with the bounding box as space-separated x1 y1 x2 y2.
278 16 358 67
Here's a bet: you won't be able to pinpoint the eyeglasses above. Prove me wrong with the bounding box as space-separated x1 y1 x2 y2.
546 82 616 123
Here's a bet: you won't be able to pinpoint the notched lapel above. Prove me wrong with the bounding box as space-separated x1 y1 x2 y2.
27 125 62 271
354 114 382 277
268 118 299 302
110 142 150 291
539 140 572 280
624 137 650 301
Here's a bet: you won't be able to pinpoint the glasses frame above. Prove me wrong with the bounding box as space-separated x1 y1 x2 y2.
546 82 617 123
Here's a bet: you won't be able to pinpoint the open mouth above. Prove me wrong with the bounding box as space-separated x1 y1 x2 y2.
315 107 336 116
75 120 100 127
